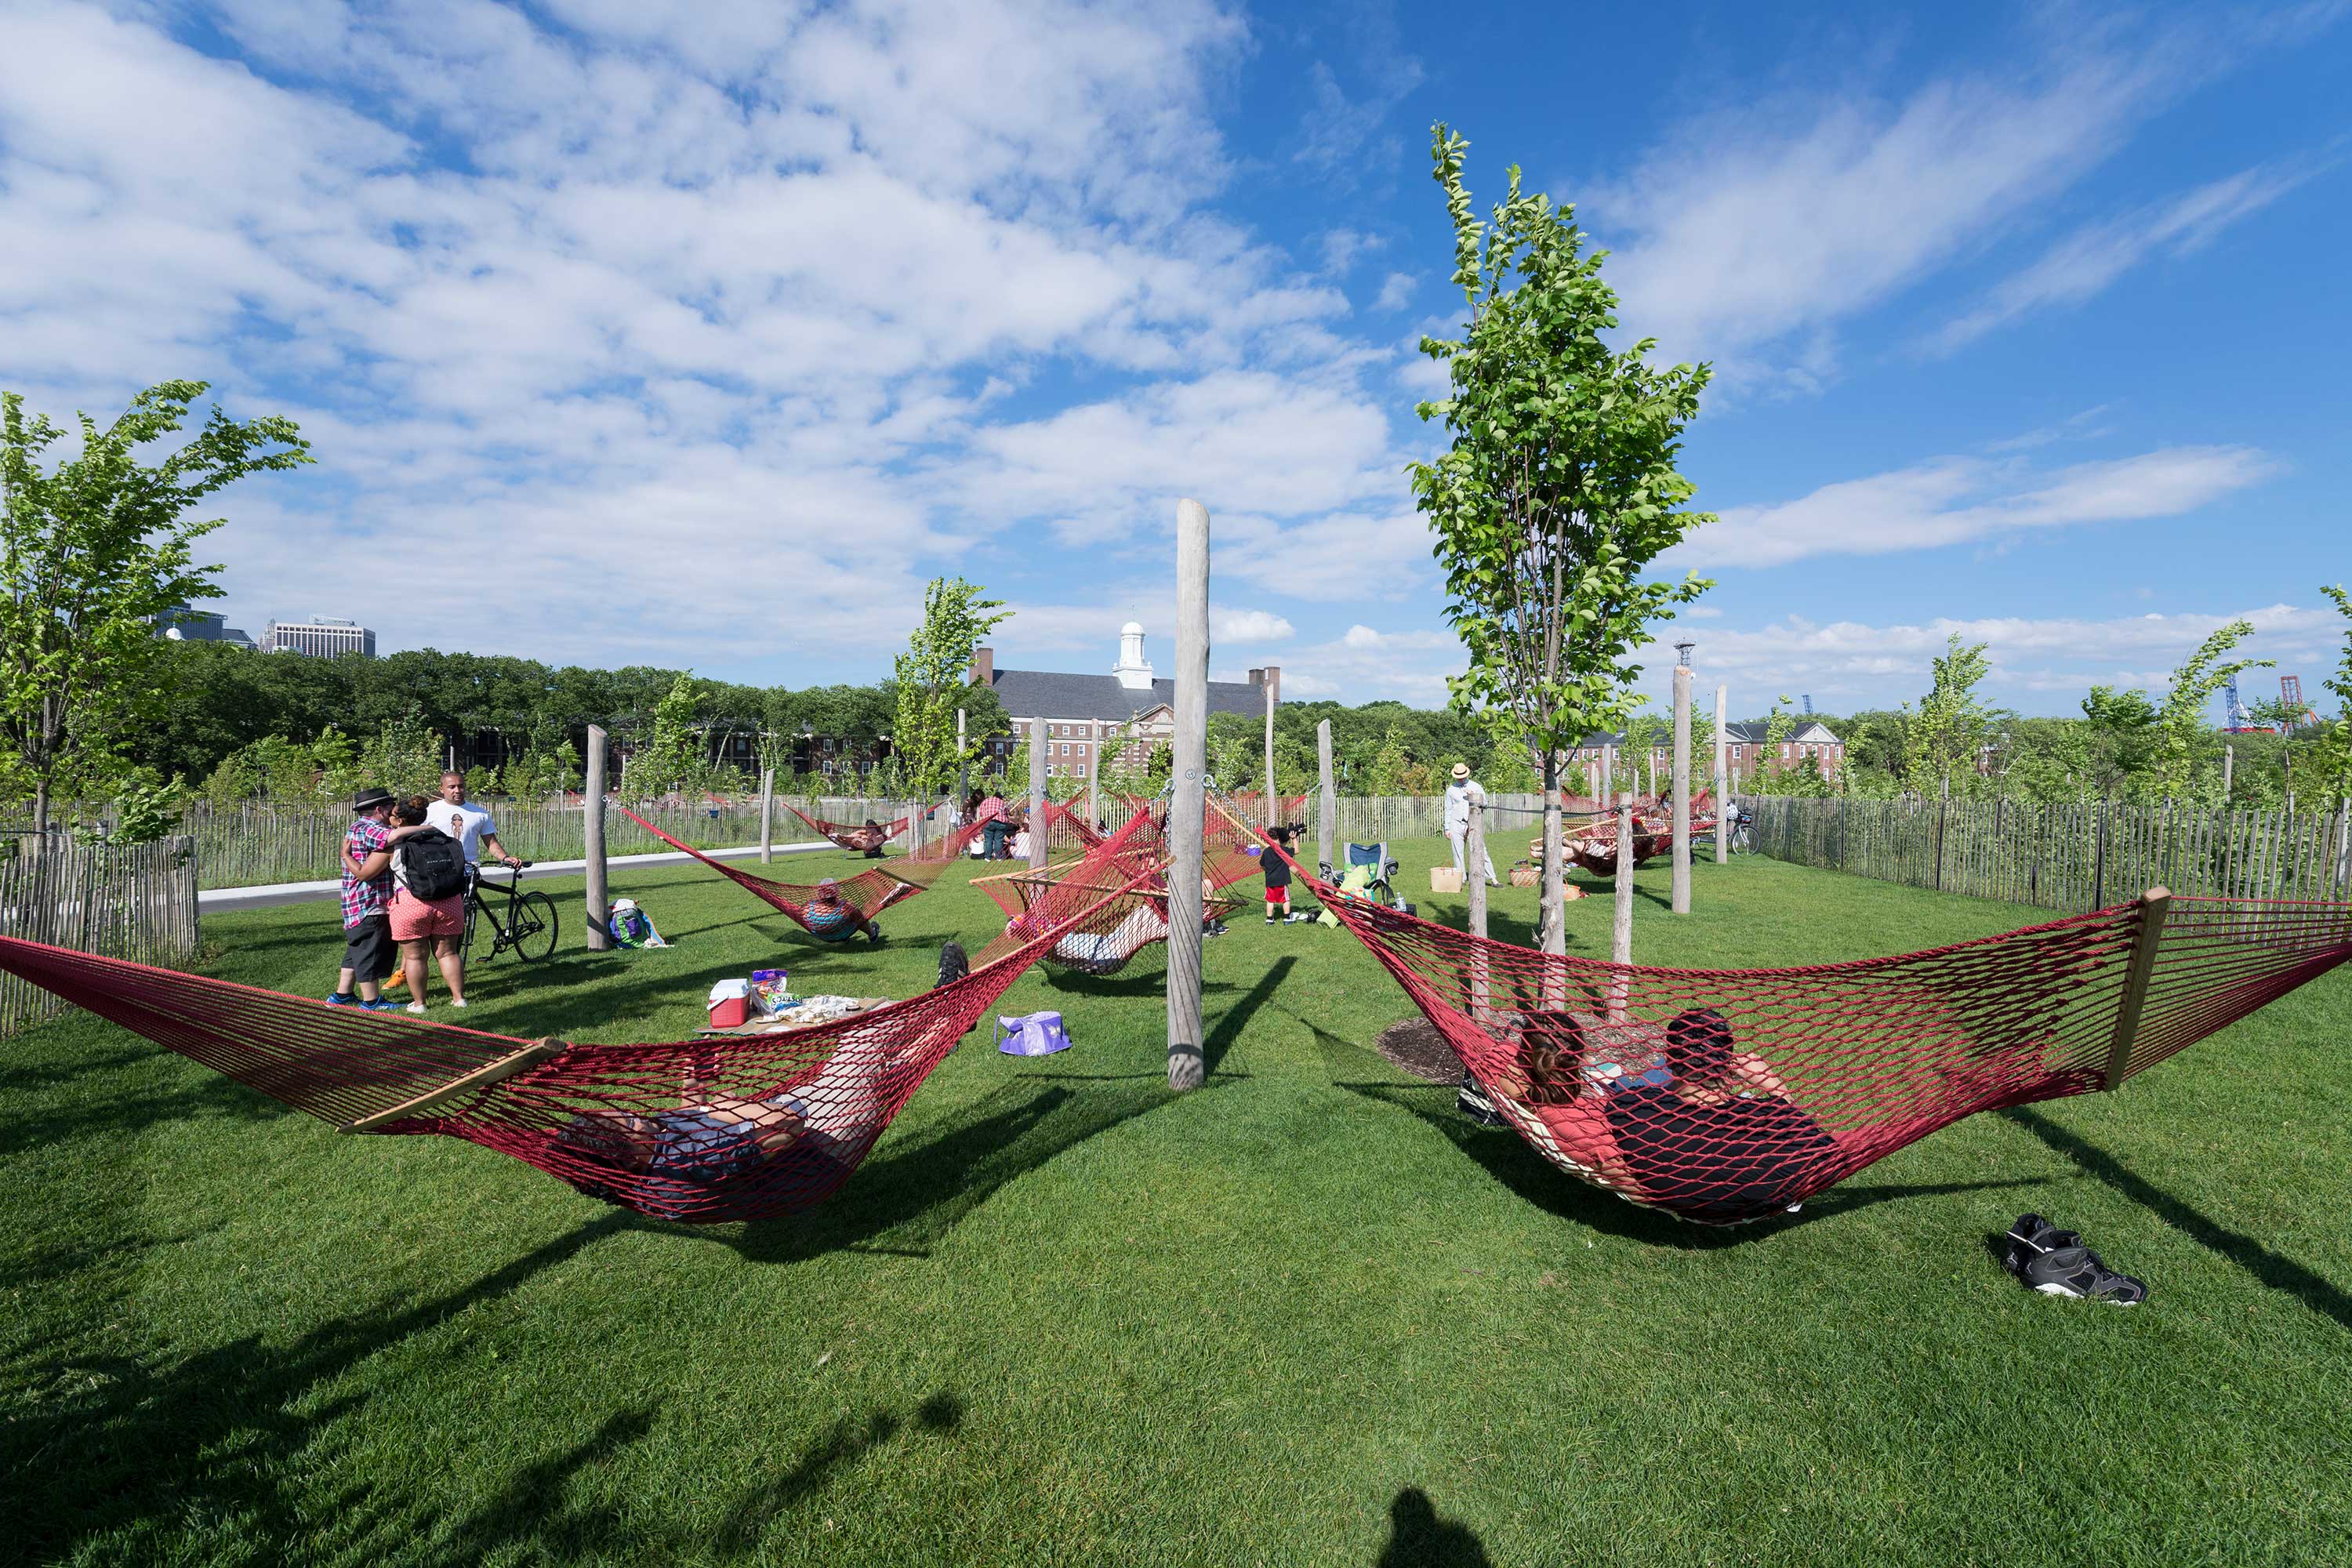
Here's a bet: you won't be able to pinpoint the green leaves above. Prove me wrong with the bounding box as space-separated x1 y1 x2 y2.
891 576 1013 794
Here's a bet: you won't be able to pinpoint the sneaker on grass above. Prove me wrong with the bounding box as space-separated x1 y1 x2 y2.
2004 1214 2147 1306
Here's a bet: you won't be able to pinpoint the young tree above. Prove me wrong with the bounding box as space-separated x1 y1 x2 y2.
2153 621 2268 800
1900 638 1994 796
1368 724 1414 797
2 380 311 831
1408 126 1713 953
633 672 705 798
892 577 1012 796
2313 585 2352 800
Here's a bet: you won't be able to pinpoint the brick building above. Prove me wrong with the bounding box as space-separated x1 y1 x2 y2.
970 622 1275 782
1573 719 1844 788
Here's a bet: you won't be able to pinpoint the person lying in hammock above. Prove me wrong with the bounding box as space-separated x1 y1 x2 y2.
801 878 882 944
837 818 890 857
1506 1007 1842 1223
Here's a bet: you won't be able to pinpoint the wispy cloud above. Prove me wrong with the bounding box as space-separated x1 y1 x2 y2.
1679 446 2278 571
1928 159 2327 352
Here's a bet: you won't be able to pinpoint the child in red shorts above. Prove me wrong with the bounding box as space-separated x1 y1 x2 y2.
1261 826 1294 924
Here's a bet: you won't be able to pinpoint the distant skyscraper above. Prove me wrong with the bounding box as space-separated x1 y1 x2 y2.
156 604 259 652
267 616 376 658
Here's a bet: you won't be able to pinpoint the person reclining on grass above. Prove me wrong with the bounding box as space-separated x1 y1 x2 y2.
801 877 881 944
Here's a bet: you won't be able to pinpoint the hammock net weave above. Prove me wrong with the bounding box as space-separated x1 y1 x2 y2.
0 863 1157 1224
1281 842 2351 1224
618 807 924 935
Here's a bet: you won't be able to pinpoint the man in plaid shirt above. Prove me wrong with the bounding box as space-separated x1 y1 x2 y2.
328 786 401 1007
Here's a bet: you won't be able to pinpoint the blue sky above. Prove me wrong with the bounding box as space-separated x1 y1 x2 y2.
3 1 2346 719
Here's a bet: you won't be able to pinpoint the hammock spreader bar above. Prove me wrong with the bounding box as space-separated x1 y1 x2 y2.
0 861 1166 1224
618 807 921 934
1270 839 2352 1225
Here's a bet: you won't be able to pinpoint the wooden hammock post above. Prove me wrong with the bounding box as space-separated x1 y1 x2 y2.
1262 677 1278 829
758 768 775 865
1671 662 1692 914
1610 792 1635 1021
1317 719 1336 877
1027 719 1047 869
1714 684 1730 866
1089 718 1102 829
2103 886 2172 1091
956 706 969 808
583 724 610 950
1167 498 1210 1092
1465 782 1488 939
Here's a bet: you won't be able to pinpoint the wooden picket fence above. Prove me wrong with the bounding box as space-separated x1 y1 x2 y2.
177 797 924 890
1738 794 2352 913
0 835 200 1037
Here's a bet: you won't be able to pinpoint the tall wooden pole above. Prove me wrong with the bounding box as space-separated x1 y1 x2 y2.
1465 782 1488 941
1167 498 1210 1092
1671 664 1692 914
1316 719 1336 878
758 767 775 864
1089 718 1102 828
584 724 610 950
1714 684 1729 866
1610 790 1634 1019
2223 743 2234 798
1263 677 1278 829
956 707 969 807
1028 718 1048 869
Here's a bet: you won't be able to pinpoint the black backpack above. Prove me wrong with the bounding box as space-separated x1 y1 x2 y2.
401 828 469 902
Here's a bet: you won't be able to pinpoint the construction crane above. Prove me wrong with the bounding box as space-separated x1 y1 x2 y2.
2226 672 2246 731
2281 675 2314 726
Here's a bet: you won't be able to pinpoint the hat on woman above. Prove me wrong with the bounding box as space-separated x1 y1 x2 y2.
1450 763 1472 780
350 786 395 812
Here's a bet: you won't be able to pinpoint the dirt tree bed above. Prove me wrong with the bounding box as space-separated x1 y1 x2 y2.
1374 1016 1463 1083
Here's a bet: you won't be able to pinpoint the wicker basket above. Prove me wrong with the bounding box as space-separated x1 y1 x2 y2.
1509 866 1539 887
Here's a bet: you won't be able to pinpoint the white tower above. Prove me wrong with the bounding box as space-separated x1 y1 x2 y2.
1112 620 1156 690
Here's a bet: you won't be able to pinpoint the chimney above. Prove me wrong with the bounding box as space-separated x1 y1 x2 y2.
1263 665 1280 703
1247 667 1263 688
971 646 993 686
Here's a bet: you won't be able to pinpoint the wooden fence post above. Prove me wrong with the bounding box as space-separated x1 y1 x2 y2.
1671 664 1692 914
2103 887 2172 1091
1167 498 1210 1092
1317 720 1336 878
584 724 609 950
758 768 775 864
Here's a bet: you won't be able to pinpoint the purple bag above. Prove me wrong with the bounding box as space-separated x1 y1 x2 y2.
995 1010 1073 1057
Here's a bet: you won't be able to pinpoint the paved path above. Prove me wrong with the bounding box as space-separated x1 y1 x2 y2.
198 841 830 912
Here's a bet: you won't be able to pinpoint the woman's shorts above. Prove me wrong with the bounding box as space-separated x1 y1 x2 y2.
390 888 466 942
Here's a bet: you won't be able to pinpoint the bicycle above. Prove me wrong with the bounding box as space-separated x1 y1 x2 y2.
1727 808 1755 856
463 862 560 963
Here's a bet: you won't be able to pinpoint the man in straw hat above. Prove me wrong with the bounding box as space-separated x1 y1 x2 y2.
1443 762 1499 887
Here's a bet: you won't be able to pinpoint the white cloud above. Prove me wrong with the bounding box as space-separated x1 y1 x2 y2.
1929 161 2322 352
1213 608 1297 643
1632 601 2343 716
1679 445 2277 571
1374 270 1417 311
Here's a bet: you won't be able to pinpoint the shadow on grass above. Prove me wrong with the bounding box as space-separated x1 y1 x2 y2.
715 1391 964 1555
1377 1487 1493 1567
1313 1022 2038 1248
0 1057 290 1155
716 1073 1233 1265
1204 956 1293 1076
2001 1106 2352 1332
4 1210 641 1564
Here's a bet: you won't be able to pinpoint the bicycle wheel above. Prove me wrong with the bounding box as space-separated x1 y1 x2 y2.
510 890 560 962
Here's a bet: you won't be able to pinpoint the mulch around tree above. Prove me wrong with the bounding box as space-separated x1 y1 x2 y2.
1374 1016 1464 1084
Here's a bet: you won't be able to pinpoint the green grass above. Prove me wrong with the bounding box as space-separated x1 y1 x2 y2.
5 843 2348 1566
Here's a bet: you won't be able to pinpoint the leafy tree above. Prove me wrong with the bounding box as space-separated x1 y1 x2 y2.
2312 584 2352 800
892 577 1012 795
2153 621 2268 800
1901 638 1994 795
1368 724 1414 797
630 672 704 797
1 380 310 830
1407 125 1712 953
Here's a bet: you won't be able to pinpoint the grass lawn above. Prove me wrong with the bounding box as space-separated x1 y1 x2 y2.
5 840 2348 1566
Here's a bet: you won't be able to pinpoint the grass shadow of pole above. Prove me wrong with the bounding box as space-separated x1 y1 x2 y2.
2001 1105 2352 1332
1204 956 1293 1076
1377 1486 1494 1568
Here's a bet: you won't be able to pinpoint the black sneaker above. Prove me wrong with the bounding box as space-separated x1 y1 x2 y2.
1457 1069 1504 1127
865 920 884 945
2005 1215 2147 1305
938 941 970 987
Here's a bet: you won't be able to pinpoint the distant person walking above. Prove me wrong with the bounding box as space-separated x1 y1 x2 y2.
1443 764 1498 886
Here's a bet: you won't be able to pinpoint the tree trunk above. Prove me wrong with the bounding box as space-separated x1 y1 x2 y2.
1539 751 1565 956
33 778 51 838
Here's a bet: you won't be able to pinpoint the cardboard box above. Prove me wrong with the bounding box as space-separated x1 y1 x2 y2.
1430 867 1465 894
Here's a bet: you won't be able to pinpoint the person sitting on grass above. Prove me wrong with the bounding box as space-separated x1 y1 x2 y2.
386 796 471 1013
801 878 881 944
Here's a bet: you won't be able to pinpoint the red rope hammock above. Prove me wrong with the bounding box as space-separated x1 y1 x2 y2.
619 807 920 936
0 863 1161 1224
1279 836 2352 1224
784 803 910 855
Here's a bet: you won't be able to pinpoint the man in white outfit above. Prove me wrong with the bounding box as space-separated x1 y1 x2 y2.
1443 763 1499 886
427 771 523 871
